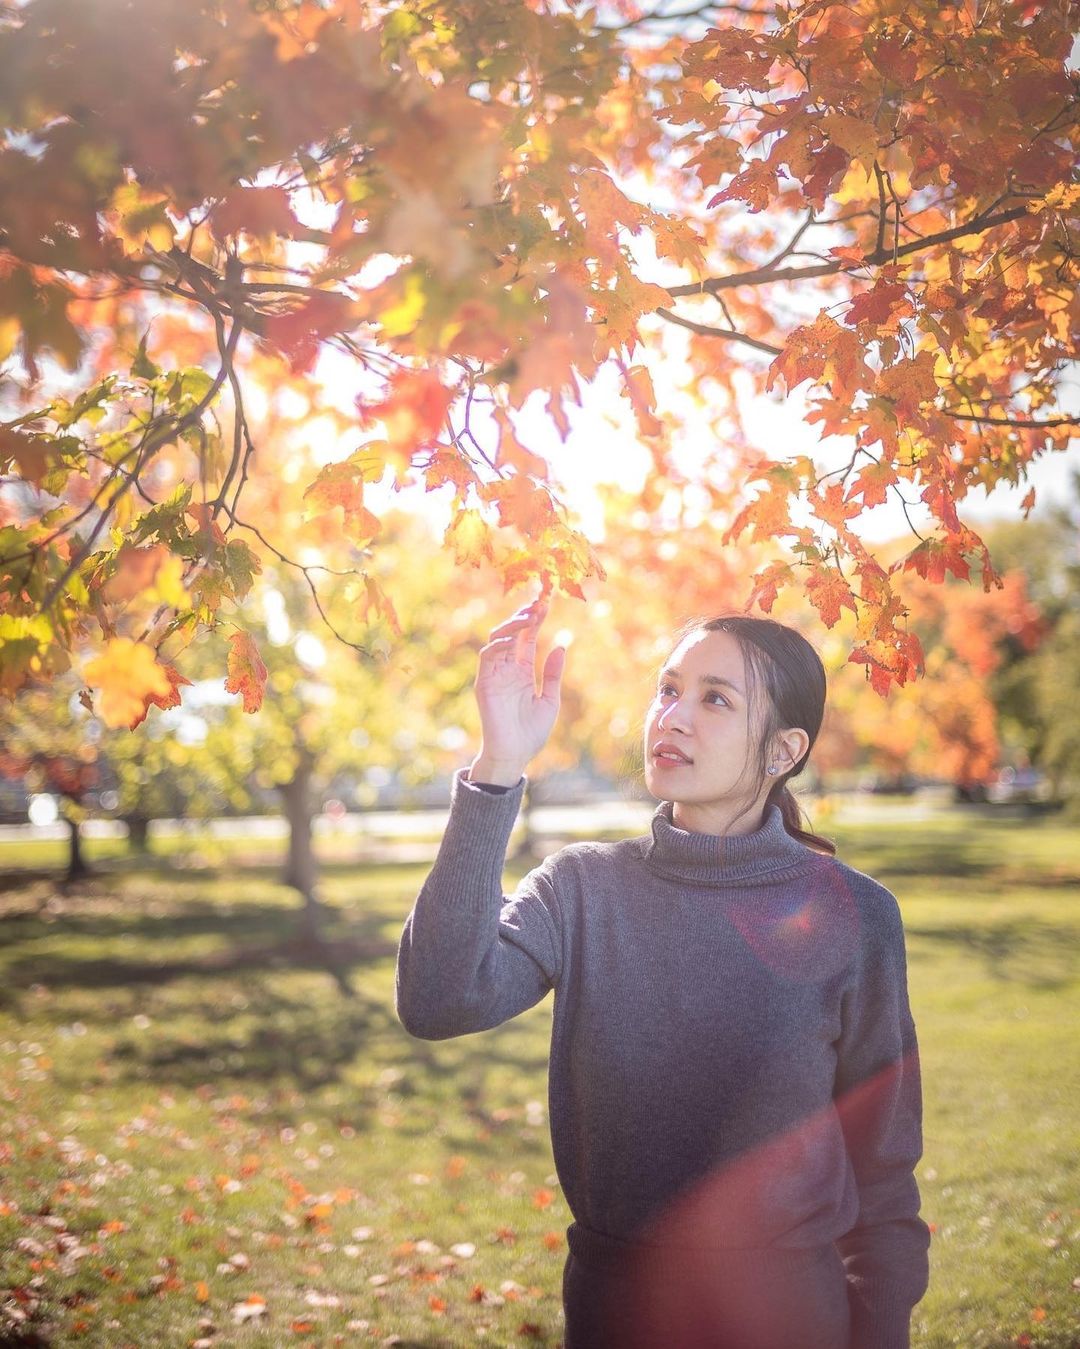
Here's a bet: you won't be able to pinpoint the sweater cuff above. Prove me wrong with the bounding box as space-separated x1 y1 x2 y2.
428 768 527 905
846 1277 915 1349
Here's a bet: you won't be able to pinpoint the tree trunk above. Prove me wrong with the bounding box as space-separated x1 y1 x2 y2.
125 814 150 853
279 756 322 940
278 756 354 996
63 813 90 883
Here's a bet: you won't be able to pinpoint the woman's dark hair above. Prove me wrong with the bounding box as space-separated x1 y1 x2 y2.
679 612 835 855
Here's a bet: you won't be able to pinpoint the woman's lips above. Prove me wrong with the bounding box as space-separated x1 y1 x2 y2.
653 744 692 765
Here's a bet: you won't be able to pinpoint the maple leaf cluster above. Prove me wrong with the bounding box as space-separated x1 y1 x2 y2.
0 0 1076 719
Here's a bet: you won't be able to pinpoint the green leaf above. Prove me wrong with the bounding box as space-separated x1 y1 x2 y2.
131 330 160 379
223 538 262 601
51 377 117 428
131 484 193 546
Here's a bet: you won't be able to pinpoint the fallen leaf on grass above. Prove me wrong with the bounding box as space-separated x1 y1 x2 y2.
232 1295 267 1323
542 1232 563 1251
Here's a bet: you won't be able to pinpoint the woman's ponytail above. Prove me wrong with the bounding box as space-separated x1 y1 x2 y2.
768 780 835 856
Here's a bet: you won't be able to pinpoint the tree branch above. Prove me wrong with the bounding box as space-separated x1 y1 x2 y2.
597 2 769 32
664 205 1030 298
656 306 782 355
943 411 1080 429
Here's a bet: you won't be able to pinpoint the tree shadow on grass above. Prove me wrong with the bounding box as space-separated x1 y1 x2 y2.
1 928 394 1002
100 983 396 1097
905 918 1080 990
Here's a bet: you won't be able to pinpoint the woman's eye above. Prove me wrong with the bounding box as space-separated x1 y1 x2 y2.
705 691 728 706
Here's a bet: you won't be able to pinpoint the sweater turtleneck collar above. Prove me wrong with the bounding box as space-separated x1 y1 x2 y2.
644 799 812 886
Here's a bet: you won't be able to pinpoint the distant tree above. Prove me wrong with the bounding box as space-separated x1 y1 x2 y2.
1 684 101 880
981 484 1080 805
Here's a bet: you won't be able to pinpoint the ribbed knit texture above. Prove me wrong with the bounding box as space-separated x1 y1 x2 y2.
396 770 931 1349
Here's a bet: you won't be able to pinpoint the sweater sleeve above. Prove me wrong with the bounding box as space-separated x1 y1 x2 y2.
395 768 562 1040
833 884 931 1349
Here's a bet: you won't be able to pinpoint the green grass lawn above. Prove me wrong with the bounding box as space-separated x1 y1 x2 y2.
0 811 1078 1348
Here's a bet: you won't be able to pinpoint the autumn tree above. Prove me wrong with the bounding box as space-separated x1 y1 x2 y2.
978 488 1080 806
1 0 1077 723
0 686 102 881
823 545 1046 795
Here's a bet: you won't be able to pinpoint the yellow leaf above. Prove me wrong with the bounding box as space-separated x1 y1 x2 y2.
83 638 172 730
445 508 494 567
821 114 879 174
147 554 190 609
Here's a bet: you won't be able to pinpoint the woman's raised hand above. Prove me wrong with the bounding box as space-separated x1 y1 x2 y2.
468 599 567 787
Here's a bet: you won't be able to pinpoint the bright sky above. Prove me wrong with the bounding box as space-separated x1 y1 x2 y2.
510 216 1080 547
518 360 1080 545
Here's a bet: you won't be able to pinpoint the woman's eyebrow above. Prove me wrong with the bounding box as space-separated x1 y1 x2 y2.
659 667 743 696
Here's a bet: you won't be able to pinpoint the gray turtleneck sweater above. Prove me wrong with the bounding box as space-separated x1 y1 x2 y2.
396 771 930 1349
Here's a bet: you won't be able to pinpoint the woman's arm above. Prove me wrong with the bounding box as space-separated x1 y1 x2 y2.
395 596 568 1040
395 769 562 1039
833 888 931 1349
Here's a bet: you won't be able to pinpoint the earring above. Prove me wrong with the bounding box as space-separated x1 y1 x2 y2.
766 765 777 776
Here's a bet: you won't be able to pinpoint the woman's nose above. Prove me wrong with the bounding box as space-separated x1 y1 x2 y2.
657 698 690 732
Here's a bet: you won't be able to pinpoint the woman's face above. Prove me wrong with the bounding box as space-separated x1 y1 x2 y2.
642 628 768 835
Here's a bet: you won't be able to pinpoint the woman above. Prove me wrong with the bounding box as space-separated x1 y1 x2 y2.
396 598 930 1349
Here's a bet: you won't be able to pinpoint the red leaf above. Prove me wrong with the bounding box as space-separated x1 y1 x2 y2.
211 187 301 241
263 292 356 375
846 281 913 331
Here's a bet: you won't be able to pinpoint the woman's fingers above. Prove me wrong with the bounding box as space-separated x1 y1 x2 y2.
487 602 547 643
477 635 518 661
540 643 566 703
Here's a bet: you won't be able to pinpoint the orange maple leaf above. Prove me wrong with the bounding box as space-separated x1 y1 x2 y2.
83 638 173 730
876 351 939 422
224 630 268 714
128 662 193 731
185 503 227 547
806 565 858 628
708 161 777 213
848 459 898 508
693 30 775 91
621 363 664 439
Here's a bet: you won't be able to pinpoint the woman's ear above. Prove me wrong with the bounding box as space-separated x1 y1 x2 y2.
775 727 810 773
